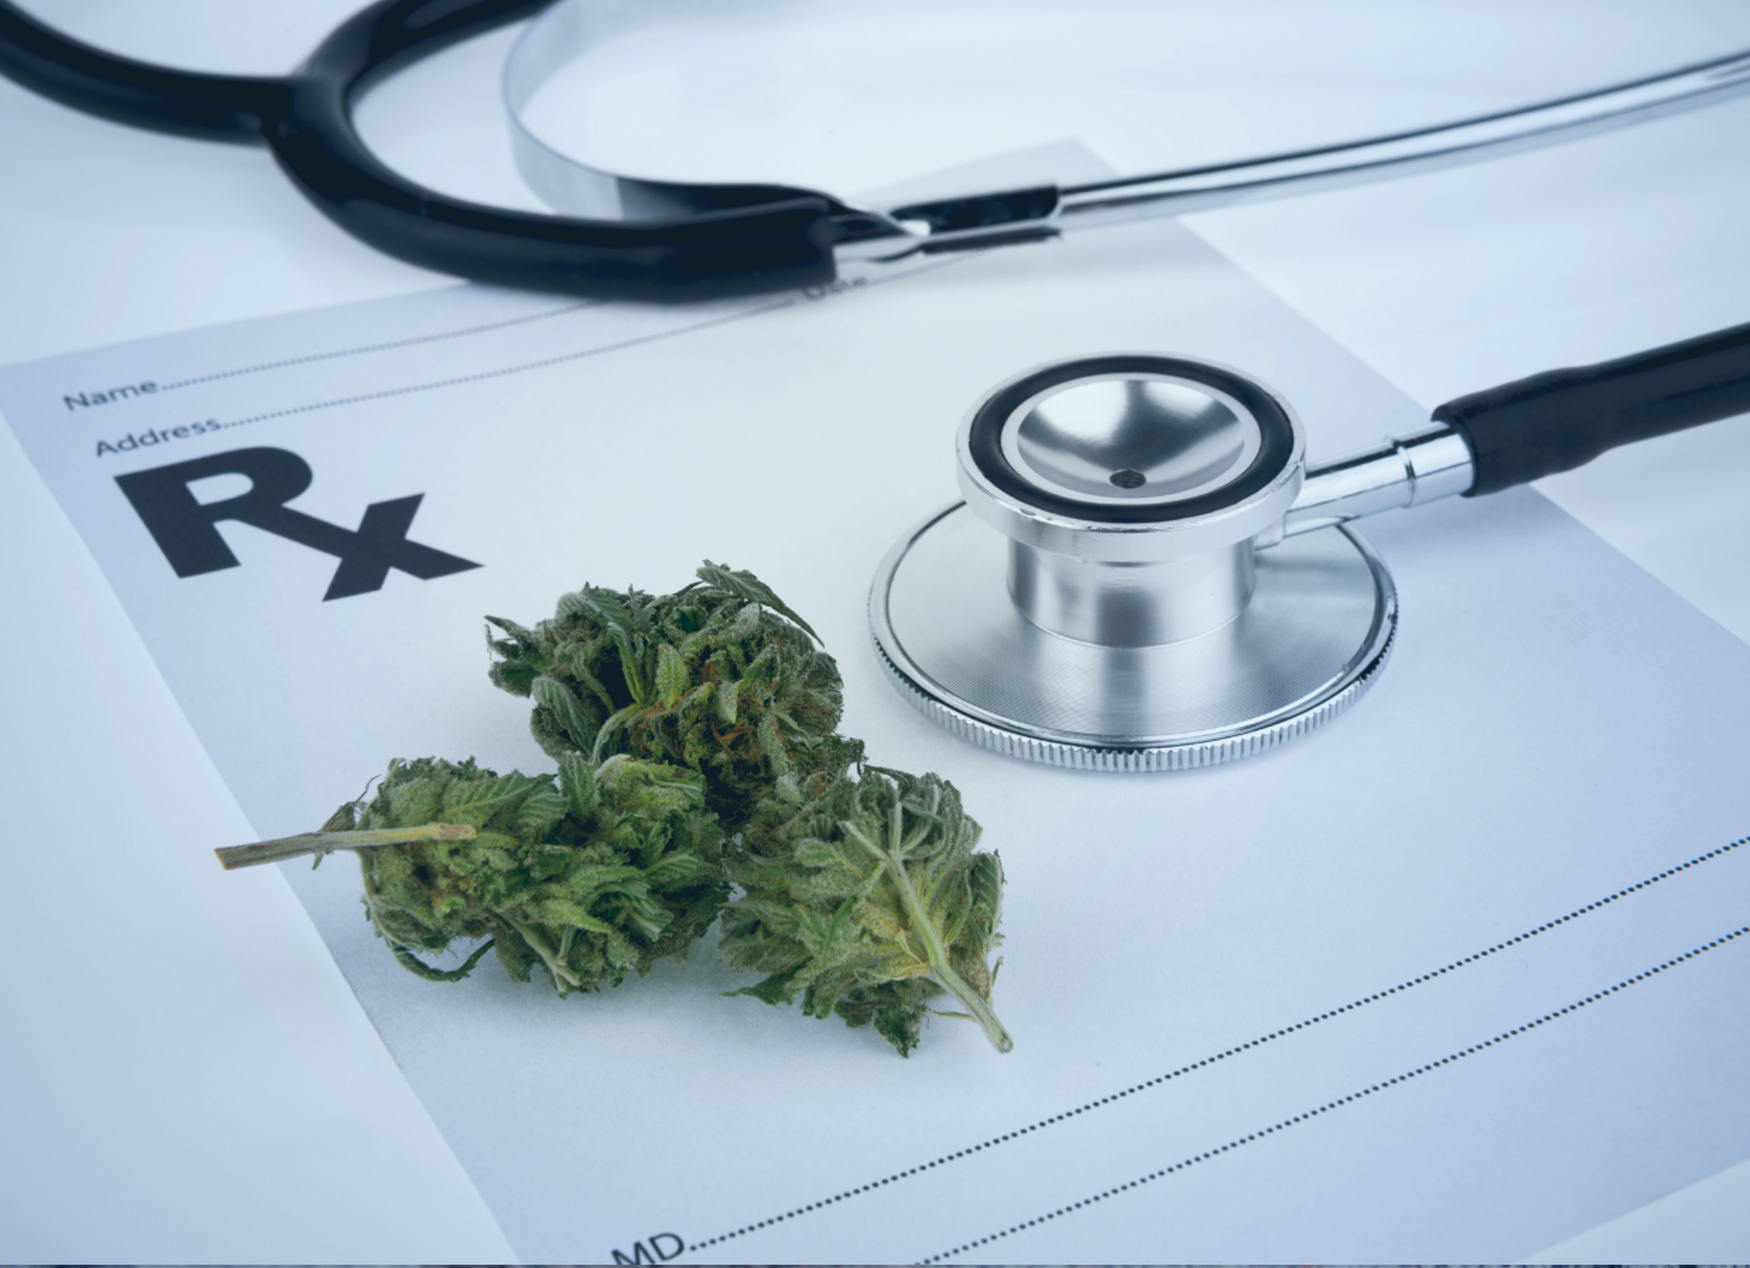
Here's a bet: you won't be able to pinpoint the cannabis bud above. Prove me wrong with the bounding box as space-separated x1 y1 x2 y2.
220 560 1015 1057
220 755 727 995
486 562 858 825
719 766 1011 1056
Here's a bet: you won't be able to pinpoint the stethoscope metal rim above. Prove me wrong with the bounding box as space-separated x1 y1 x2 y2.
869 501 1398 771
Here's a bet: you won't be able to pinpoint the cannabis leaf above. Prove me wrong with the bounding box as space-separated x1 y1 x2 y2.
694 559 819 641
720 766 1010 1056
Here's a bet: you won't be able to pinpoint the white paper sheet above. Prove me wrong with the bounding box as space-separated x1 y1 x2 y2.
3 218 1746 1264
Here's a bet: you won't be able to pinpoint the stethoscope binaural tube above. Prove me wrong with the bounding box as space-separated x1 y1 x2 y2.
4 0 1750 300
869 321 1750 771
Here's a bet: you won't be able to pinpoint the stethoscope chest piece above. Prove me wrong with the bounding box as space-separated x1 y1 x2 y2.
870 355 1397 770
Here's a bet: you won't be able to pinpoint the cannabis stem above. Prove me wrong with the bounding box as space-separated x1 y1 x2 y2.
844 813 1014 1054
921 937 1014 1055
214 823 476 870
502 913 585 988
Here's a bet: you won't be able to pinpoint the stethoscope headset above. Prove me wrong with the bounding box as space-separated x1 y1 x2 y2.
5 0 1750 302
5 0 1750 767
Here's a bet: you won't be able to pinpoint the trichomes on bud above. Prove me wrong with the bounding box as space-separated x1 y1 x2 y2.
486 562 858 825
237 755 729 995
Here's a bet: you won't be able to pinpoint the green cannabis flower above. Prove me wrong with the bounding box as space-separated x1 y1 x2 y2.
219 559 1016 1057
322 754 728 995
487 562 857 825
719 766 1010 1057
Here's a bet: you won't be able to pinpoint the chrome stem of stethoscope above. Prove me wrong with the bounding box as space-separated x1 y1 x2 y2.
831 48 1750 264
1273 424 1475 544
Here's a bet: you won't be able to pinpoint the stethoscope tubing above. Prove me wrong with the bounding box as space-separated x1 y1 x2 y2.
1284 319 1750 539
4 0 1750 301
0 0 839 300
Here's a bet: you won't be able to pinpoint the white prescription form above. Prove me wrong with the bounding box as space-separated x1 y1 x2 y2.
3 215 1748 1264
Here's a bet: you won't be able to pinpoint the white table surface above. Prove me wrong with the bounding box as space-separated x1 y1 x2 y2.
3 2 1748 1260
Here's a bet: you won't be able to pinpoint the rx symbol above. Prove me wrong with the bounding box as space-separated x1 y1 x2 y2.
115 447 481 600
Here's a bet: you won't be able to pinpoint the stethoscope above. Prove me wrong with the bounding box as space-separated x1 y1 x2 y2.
869 323 1750 770
4 0 1750 300
5 0 1749 768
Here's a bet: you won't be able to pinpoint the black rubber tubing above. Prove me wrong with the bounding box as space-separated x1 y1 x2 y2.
0 0 839 300
1434 319 1750 496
